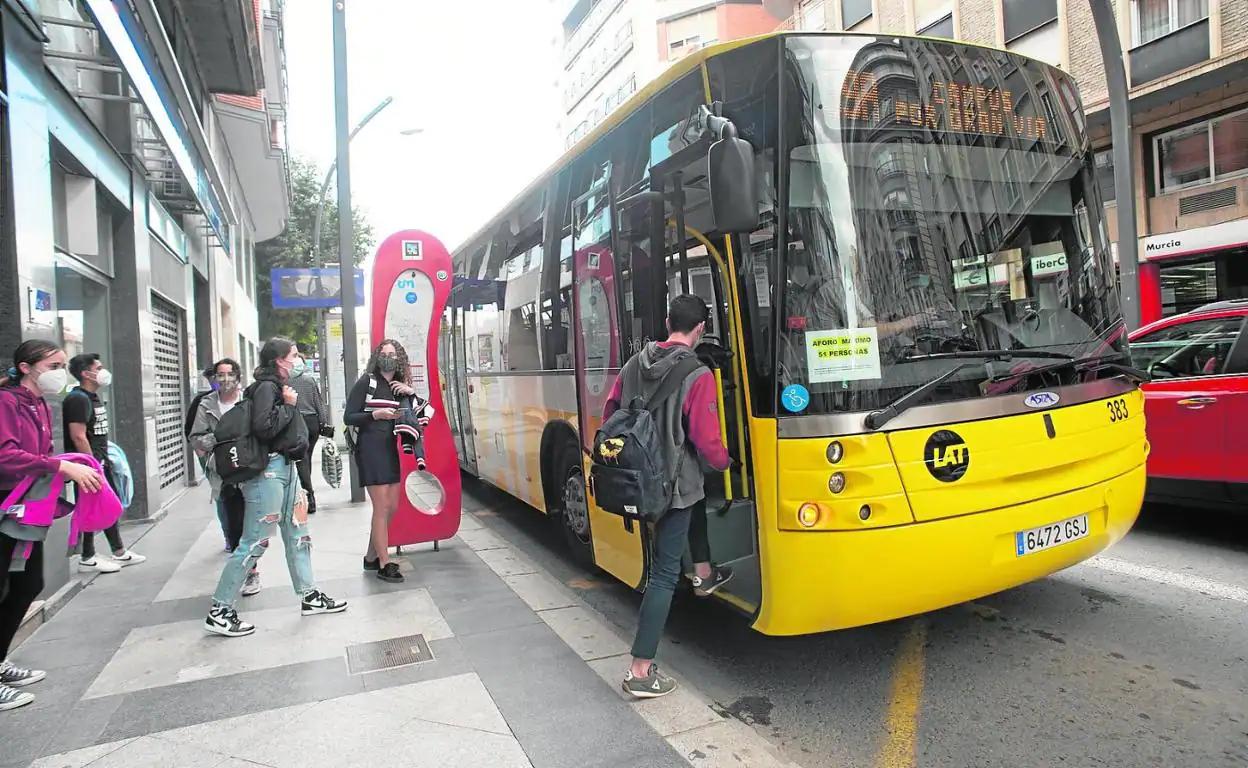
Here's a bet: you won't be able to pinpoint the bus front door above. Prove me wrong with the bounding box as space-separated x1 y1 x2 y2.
667 224 763 616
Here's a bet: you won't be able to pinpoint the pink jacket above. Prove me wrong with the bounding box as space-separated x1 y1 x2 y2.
1 452 122 554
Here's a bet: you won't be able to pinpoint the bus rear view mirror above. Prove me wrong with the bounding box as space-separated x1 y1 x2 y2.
708 130 759 234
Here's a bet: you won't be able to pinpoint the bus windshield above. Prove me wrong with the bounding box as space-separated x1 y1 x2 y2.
778 35 1124 416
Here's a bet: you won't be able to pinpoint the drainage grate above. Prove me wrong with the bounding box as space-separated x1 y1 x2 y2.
345 634 434 674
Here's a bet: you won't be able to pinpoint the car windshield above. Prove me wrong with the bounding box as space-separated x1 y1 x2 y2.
777 36 1125 415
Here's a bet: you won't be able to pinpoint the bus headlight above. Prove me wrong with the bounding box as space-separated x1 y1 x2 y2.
828 472 846 494
826 441 844 464
798 503 820 528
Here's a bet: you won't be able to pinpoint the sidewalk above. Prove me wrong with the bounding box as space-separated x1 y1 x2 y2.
1 474 797 768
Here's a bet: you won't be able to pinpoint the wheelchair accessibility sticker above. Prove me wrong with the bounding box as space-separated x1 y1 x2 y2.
782 384 811 413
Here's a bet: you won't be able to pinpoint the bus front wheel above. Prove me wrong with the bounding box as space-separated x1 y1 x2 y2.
559 456 594 568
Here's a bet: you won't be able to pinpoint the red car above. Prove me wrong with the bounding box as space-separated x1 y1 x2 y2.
1129 299 1248 509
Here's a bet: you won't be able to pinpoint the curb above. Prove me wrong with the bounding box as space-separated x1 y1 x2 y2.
457 511 805 768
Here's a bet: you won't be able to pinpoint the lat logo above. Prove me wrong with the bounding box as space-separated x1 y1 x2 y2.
924 429 970 482
1024 391 1060 408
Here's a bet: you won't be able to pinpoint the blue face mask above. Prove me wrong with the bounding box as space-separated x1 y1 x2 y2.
291 359 307 378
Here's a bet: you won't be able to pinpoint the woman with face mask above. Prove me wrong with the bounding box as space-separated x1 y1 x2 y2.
0 340 103 711
203 338 347 638
344 339 417 583
189 359 257 594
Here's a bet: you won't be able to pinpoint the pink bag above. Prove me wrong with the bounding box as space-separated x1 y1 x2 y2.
1 453 123 550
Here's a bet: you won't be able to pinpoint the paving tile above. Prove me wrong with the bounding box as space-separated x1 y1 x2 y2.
586 654 723 737
502 572 579 612
667 720 798 768
155 503 374 602
538 605 630 661
39 694 126 757
455 526 507 551
27 738 136 768
435 579 542 638
458 623 687 768
78 676 529 768
474 546 538 578
84 589 453 699
456 514 483 531
33 735 224 768
94 657 362 743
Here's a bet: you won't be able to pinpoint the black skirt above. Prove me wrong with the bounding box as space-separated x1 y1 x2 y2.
354 427 400 486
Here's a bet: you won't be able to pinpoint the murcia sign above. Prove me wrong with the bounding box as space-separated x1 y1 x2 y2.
1140 218 1248 261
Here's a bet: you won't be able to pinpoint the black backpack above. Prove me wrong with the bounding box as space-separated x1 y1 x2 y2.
589 356 701 522
212 397 266 484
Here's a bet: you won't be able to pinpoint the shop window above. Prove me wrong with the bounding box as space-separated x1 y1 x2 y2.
1132 0 1208 46
1130 314 1241 377
1155 107 1248 192
1158 259 1217 316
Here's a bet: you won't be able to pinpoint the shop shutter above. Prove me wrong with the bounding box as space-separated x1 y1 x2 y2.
151 295 187 488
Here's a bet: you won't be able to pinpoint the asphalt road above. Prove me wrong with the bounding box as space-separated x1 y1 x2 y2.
463 479 1248 768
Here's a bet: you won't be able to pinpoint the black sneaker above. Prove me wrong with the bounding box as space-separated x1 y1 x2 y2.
363 557 380 572
377 562 404 583
623 663 677 699
691 565 734 598
204 605 255 637
301 590 348 616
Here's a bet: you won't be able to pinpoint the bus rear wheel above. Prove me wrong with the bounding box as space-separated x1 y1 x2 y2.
559 456 594 569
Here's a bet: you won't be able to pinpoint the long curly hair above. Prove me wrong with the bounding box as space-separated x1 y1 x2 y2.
366 338 411 384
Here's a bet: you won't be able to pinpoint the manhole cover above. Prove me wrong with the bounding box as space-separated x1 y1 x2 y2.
345 634 434 674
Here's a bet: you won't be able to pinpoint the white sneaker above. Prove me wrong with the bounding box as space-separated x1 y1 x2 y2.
0 683 33 711
109 550 146 567
78 556 121 574
240 570 261 596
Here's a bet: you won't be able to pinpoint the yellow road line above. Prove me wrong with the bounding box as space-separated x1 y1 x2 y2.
876 620 929 768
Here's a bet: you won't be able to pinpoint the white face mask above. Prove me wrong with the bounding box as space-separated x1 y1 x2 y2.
94 369 113 388
36 367 68 395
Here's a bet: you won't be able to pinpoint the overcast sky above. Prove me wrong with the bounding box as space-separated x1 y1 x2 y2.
283 1 564 254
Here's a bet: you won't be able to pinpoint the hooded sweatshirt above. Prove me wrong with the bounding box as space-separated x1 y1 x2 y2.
0 384 60 493
603 341 730 510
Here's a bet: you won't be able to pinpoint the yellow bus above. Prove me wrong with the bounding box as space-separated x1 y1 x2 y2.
439 31 1148 635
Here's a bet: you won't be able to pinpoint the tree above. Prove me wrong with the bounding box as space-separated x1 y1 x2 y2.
255 156 375 351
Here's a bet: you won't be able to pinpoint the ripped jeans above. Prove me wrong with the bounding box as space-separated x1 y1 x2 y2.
212 454 316 608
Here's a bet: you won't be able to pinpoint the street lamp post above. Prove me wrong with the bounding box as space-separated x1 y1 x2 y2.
1089 0 1141 331
331 0 365 502
311 94 394 397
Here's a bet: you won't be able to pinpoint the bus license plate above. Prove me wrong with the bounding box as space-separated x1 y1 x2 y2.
1015 514 1089 557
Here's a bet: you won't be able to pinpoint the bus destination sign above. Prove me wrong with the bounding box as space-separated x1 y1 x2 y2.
840 71 1049 141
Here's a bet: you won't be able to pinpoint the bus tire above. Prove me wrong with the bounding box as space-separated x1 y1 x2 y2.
557 449 595 569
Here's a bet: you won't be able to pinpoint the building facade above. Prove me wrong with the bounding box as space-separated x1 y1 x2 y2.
559 0 786 147
1 0 289 596
777 0 1248 323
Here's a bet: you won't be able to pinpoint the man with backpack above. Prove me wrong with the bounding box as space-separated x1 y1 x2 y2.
599 294 732 699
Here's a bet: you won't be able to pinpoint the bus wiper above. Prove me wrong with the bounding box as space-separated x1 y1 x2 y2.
900 349 1075 363
986 352 1149 384
864 362 985 430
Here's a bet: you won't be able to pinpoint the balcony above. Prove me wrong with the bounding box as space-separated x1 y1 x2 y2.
262 8 287 118
174 0 263 95
1129 19 1210 88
